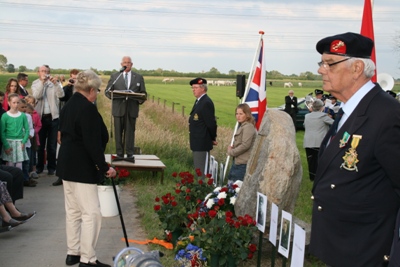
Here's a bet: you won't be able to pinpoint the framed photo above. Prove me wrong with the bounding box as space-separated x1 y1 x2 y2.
278 210 292 258
256 192 267 232
269 202 279 246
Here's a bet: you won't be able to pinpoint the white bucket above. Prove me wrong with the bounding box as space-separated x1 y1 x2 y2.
97 185 122 217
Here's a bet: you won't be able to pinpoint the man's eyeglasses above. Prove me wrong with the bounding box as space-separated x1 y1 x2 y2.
318 57 351 70
97 88 101 93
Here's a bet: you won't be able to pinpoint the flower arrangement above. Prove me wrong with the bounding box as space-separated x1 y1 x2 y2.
154 170 214 234
175 242 207 267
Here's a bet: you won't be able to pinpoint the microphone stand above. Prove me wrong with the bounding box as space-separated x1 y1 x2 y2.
106 70 135 163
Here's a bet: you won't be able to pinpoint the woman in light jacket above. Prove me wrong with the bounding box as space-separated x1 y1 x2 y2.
227 103 257 182
303 99 334 181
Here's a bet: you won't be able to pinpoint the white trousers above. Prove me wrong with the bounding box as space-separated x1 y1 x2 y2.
63 180 102 263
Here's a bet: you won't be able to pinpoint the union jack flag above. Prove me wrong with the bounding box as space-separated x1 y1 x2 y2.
244 38 267 130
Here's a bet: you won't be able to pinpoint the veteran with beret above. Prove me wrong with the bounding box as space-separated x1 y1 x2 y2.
188 78 217 177
309 32 400 267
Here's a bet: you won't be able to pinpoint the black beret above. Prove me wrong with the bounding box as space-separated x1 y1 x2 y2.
386 90 397 98
315 89 323 95
189 77 207 86
316 32 374 58
328 94 337 100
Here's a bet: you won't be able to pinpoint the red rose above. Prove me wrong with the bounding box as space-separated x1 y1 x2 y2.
198 180 203 185
220 187 228 192
185 196 190 201
208 210 217 218
200 212 206 217
155 197 160 202
172 172 177 177
207 179 214 185
234 221 241 228
195 168 202 176
171 201 178 207
217 199 225 206
186 188 191 193
163 198 169 204
206 173 212 178
154 205 161 211
249 244 257 252
225 211 233 218
196 199 202 204
248 253 254 259
175 189 181 194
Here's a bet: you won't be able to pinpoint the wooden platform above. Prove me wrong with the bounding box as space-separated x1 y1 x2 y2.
105 154 166 184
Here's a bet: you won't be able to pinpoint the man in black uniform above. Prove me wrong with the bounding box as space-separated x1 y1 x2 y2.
188 78 217 177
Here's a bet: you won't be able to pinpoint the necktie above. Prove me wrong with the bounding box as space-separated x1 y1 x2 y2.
330 108 344 139
124 73 128 89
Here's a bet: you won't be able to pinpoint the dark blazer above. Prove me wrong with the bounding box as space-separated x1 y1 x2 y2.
284 95 297 114
105 71 147 117
19 85 29 97
56 92 109 184
189 94 217 151
309 85 400 267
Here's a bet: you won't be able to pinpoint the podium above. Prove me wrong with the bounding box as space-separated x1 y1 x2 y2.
110 90 147 163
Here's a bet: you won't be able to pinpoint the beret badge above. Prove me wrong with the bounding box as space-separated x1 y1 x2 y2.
330 40 346 54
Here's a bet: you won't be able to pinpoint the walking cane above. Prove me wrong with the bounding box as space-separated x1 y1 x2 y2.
110 174 130 247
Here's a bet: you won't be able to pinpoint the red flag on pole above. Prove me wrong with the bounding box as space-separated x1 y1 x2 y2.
360 0 377 82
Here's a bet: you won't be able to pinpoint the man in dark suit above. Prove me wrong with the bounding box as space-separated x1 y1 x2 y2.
188 78 217 177
283 89 297 127
17 73 29 97
105 56 147 158
309 32 400 267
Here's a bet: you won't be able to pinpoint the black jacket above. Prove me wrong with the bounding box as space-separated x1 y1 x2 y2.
56 92 109 184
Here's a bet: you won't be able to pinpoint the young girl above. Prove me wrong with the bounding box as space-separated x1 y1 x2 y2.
26 103 42 179
0 93 29 169
3 78 23 111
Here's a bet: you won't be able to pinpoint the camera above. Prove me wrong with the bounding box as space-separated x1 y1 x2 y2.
69 79 75 84
45 74 50 79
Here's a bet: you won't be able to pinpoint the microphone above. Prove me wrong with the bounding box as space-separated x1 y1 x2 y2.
119 66 127 72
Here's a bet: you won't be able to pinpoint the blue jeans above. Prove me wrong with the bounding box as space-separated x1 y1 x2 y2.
37 117 59 172
227 162 247 182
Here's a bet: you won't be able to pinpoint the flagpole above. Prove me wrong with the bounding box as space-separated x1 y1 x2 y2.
222 31 265 181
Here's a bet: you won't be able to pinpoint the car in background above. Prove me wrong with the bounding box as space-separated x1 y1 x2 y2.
276 97 310 130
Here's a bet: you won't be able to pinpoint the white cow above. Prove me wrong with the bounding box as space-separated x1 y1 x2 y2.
298 82 302 87
162 78 174 84
284 82 293 88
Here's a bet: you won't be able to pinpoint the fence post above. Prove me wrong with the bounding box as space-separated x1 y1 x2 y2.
157 97 160 105
182 106 185 117
164 99 167 109
152 95 154 103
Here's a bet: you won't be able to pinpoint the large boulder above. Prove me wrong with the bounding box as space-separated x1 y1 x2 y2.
234 108 303 227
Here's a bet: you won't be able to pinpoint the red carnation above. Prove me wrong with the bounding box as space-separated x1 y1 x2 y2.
195 168 202 176
207 179 213 185
171 201 178 207
217 198 225 206
154 205 161 211
208 210 217 218
198 180 203 185
225 211 233 218
206 173 212 178
175 189 181 194
220 187 228 192
163 198 169 204
172 172 177 177
155 197 160 202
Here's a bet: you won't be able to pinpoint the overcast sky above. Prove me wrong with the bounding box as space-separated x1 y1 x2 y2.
1 0 399 77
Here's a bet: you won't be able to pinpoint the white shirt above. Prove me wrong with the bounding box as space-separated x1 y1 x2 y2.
338 80 374 131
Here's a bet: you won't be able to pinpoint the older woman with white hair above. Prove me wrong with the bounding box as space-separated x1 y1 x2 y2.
303 99 334 181
57 70 116 267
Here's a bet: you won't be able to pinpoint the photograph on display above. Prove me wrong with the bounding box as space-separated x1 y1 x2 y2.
256 192 267 232
269 202 279 246
278 210 292 258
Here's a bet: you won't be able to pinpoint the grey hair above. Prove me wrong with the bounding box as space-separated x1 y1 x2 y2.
347 57 376 78
201 84 208 92
74 70 101 93
312 99 324 112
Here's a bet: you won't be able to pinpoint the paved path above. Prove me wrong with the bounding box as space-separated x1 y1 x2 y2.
0 173 148 266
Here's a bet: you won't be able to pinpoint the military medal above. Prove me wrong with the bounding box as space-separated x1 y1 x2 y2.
339 131 351 148
194 113 199 121
340 134 362 172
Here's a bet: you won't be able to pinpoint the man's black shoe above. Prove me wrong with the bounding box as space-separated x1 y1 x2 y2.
79 260 111 267
127 154 134 158
52 178 63 186
116 154 124 158
48 170 55 175
66 255 80 266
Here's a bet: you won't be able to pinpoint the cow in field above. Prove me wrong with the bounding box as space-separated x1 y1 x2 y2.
298 82 302 87
162 78 174 84
284 82 293 88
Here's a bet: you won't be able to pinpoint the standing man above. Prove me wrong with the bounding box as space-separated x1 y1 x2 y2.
17 73 29 97
283 90 297 127
309 32 400 267
105 56 147 158
188 78 217 177
32 65 65 185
